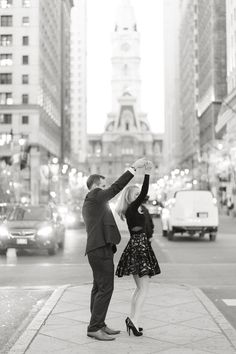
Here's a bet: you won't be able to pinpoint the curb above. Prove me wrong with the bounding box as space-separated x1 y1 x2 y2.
8 284 70 354
193 287 236 350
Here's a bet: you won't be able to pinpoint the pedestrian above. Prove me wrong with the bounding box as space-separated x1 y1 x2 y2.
82 157 147 341
227 197 234 216
115 161 161 336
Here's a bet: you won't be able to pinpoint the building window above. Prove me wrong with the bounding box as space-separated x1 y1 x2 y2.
0 73 12 84
22 0 30 7
22 115 29 124
22 55 29 65
22 74 28 84
0 113 12 124
0 0 13 8
22 94 29 104
0 92 12 104
22 16 29 26
0 53 12 66
22 36 29 46
0 34 12 46
0 15 13 26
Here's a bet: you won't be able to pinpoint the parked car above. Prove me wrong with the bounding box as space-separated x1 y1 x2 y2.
56 204 83 229
161 190 218 241
0 205 65 255
0 203 14 223
160 204 170 237
145 199 163 218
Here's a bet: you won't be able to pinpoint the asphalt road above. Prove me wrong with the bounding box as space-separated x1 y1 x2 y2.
0 214 236 351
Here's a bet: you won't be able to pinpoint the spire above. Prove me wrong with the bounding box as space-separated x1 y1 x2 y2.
114 0 137 32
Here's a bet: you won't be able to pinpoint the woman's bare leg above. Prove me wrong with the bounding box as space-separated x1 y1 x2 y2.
130 275 149 328
130 275 139 318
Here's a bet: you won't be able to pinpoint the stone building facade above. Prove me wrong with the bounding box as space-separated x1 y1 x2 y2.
0 0 73 203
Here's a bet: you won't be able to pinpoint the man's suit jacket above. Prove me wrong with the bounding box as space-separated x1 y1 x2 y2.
82 170 134 254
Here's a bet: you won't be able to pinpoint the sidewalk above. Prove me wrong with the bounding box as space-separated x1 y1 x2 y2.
8 280 236 354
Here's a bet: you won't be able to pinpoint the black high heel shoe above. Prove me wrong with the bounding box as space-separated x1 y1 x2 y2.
125 317 143 332
125 317 143 337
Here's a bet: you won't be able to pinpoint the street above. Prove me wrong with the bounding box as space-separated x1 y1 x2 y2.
0 214 236 351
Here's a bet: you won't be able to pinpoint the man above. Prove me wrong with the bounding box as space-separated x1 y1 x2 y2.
82 158 146 341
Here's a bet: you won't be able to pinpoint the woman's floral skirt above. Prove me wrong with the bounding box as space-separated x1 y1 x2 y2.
116 232 161 278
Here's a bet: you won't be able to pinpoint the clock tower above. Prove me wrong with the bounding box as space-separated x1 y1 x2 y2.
111 0 141 113
87 0 163 184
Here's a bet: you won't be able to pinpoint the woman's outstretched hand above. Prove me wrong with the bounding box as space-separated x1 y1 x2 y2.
145 160 153 174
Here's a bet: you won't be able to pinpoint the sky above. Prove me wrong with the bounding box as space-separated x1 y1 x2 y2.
87 0 164 134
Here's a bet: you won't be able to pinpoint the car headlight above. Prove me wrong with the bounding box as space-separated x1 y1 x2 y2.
0 225 9 238
37 226 53 237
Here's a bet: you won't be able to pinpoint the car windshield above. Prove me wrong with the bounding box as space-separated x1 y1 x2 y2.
8 207 51 221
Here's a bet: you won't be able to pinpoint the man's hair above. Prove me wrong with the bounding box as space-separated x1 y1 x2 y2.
86 174 105 190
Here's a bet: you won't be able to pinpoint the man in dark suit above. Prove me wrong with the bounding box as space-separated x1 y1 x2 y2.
82 158 146 341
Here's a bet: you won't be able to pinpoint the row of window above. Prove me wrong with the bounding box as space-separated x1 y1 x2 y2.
0 35 29 47
0 92 29 104
0 71 29 84
0 54 29 66
0 15 30 27
0 113 29 124
0 0 30 9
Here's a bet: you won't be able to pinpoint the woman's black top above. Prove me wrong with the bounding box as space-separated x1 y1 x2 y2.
125 174 149 234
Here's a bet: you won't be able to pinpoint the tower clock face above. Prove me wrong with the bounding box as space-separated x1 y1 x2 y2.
121 42 130 52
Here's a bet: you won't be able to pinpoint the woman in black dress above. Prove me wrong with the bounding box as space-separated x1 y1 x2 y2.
115 161 160 336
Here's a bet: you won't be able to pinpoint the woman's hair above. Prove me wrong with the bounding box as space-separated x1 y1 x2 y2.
115 185 139 220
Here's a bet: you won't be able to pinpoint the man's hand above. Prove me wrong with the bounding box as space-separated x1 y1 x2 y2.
132 157 147 169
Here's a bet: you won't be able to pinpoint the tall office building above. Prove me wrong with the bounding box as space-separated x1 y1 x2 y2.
163 0 182 173
216 0 236 138
0 0 73 203
179 0 200 172
70 0 87 166
197 0 227 149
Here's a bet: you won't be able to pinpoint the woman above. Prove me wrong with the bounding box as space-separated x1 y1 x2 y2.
115 161 161 336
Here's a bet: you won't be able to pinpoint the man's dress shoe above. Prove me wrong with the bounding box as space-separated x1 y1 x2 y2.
87 329 115 341
102 325 121 335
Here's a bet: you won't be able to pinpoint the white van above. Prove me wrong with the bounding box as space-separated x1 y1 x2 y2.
165 190 219 241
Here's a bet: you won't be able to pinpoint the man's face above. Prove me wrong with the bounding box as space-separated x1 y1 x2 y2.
98 178 106 189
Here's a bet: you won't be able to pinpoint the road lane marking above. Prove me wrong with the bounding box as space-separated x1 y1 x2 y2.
223 299 236 306
0 263 89 266
0 286 55 290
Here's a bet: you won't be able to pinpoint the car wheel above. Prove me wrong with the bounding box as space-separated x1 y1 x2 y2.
162 230 167 237
168 230 174 241
48 244 57 255
199 231 205 239
58 240 64 249
0 248 7 256
209 233 216 241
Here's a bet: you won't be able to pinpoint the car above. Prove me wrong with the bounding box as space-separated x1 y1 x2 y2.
161 190 219 241
56 204 84 229
160 205 170 237
0 205 65 256
145 199 163 217
0 203 14 223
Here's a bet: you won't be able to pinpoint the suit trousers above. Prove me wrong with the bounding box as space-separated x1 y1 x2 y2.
87 244 114 332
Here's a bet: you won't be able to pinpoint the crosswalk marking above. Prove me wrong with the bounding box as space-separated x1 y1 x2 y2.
222 299 236 306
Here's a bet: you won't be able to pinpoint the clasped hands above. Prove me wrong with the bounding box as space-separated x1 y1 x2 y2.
132 157 153 172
